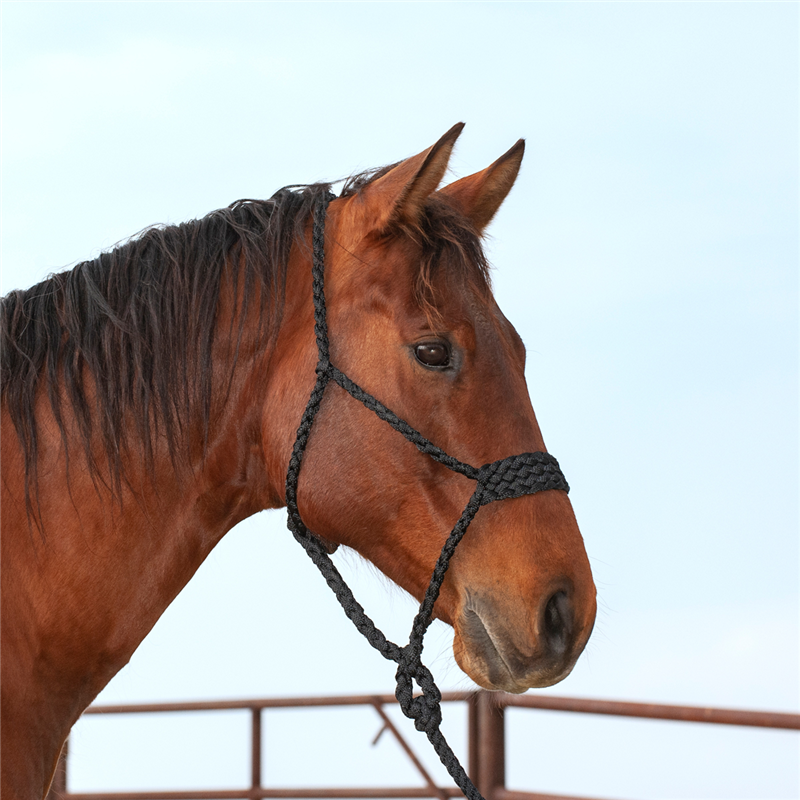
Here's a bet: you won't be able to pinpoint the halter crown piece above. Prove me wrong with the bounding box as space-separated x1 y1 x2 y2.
285 194 570 800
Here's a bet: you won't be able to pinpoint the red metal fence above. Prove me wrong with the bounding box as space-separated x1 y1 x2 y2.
48 691 800 800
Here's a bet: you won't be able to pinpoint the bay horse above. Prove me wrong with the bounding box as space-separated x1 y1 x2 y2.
1 124 596 799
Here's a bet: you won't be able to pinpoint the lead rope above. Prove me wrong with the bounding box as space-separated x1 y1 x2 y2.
285 193 569 799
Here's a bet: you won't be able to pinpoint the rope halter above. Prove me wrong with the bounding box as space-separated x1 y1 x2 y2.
285 193 569 800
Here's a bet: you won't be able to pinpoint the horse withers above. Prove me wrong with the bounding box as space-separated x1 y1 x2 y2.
1 124 596 799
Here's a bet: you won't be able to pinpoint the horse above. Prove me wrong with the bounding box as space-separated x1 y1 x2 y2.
1 123 596 799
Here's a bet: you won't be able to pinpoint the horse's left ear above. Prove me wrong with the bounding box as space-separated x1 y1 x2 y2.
438 139 525 233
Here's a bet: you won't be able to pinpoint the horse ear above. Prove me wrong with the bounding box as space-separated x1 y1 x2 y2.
438 139 525 233
356 122 465 231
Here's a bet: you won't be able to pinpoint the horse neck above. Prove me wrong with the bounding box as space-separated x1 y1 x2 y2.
0 260 292 795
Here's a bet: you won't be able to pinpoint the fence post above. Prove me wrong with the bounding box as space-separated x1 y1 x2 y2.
468 691 505 800
45 738 68 799
251 707 262 793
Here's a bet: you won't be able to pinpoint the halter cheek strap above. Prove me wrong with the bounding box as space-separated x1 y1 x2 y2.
285 193 569 800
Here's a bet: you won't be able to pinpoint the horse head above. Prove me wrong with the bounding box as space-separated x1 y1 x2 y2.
263 125 596 692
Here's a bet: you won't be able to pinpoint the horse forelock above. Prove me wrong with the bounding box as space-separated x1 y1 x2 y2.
409 196 493 331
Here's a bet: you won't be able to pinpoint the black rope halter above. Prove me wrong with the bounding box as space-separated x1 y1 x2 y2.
285 193 569 799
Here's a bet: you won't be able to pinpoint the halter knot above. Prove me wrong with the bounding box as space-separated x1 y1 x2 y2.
395 647 443 734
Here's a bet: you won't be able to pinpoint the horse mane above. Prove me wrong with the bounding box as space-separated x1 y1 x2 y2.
1 169 490 518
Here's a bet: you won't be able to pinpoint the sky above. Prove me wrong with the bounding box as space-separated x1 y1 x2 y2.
1 3 798 799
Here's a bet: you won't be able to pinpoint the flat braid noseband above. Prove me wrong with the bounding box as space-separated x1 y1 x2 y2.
285 193 569 800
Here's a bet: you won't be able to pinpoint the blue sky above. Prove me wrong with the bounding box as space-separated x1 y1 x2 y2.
2 3 798 798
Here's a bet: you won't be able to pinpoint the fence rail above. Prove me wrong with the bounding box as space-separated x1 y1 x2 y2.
48 691 800 800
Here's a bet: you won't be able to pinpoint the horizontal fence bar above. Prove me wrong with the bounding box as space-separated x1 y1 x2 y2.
82 691 800 731
495 790 619 800
81 692 474 716
499 694 800 730
64 788 465 799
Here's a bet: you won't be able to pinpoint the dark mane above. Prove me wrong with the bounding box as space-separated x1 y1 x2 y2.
1 183 331 513
1 170 490 517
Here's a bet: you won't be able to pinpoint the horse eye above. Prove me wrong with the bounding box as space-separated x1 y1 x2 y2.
415 342 451 368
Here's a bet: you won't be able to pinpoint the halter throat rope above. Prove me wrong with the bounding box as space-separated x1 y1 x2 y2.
284 193 569 800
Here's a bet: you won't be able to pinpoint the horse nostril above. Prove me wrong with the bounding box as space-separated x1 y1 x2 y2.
543 590 573 654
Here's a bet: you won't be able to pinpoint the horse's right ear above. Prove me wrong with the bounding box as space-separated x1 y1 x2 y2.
437 138 525 233
352 123 465 232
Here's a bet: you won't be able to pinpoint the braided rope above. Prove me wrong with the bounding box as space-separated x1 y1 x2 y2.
284 193 569 799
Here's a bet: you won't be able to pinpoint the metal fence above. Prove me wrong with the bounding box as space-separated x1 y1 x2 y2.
47 691 800 800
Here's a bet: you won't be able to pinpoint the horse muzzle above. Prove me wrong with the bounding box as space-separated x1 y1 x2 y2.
453 586 596 693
